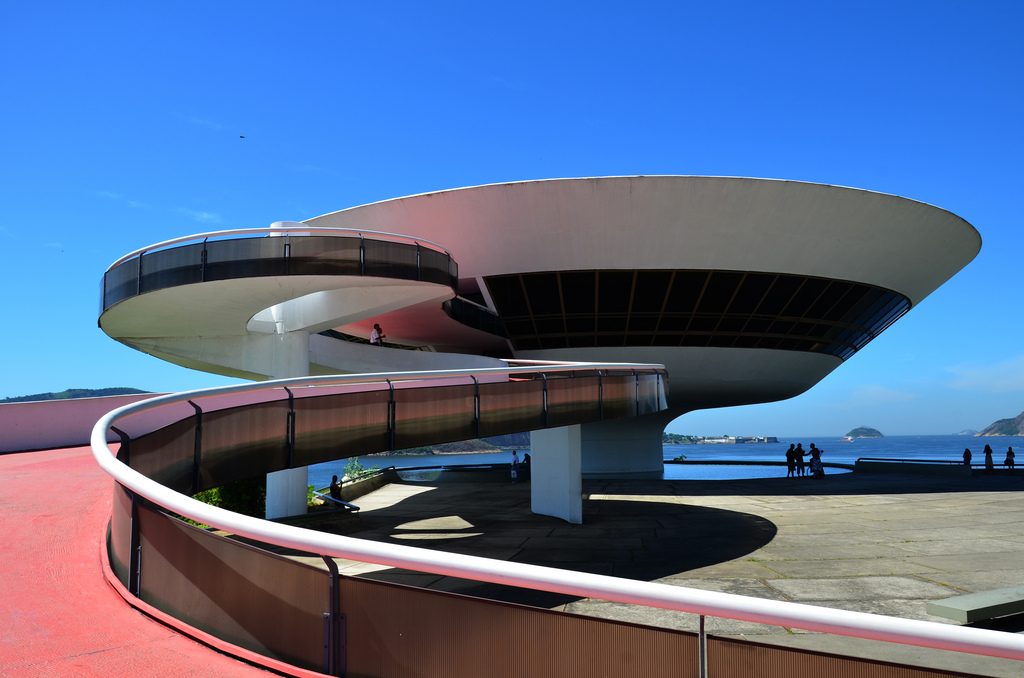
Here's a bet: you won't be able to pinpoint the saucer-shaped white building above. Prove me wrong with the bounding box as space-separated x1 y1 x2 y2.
100 176 980 518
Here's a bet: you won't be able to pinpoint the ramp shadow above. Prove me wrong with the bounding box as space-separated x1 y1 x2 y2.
294 479 777 608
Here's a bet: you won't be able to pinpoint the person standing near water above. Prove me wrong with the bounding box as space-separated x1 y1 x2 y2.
983 444 994 473
785 444 796 478
511 450 520 482
1005 447 1015 472
795 443 806 477
963 448 972 466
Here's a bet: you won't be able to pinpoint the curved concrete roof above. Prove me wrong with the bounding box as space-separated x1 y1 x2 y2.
306 176 980 305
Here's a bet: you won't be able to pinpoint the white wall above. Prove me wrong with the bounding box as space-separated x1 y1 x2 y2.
0 394 159 453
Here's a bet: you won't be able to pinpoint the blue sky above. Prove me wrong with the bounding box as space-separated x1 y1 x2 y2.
1 2 1021 436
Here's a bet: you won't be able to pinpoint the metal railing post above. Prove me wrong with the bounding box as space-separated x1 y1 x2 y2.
597 371 604 420
322 556 345 676
698 614 708 678
358 234 365 275
128 489 142 597
415 242 422 280
200 238 208 282
111 426 130 465
471 375 480 438
188 400 203 494
284 387 296 468
136 250 145 296
541 374 549 428
386 380 396 451
634 370 640 416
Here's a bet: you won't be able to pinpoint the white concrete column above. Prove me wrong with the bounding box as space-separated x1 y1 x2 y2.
264 328 311 520
580 414 668 478
529 425 583 524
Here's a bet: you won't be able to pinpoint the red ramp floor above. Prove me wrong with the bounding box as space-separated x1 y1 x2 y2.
0 446 269 677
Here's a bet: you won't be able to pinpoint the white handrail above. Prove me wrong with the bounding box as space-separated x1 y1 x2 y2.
106 226 452 271
90 368 1024 663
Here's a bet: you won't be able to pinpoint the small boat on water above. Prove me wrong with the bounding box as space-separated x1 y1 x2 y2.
841 436 854 442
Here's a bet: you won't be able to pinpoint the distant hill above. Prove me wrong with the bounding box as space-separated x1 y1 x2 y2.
978 410 1024 436
954 429 979 436
0 387 148 404
845 426 883 438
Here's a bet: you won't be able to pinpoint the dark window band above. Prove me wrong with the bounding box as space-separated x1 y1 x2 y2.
483 270 910 361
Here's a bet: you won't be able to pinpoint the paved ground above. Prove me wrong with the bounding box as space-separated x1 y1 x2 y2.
3 446 1022 676
292 468 1024 677
0 447 271 677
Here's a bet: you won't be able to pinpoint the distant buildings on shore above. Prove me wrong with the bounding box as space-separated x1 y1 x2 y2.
663 433 778 445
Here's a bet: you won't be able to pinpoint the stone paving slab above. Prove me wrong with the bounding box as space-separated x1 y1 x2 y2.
765 557 943 578
766 575 956 602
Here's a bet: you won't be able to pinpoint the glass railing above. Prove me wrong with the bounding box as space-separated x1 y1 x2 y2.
94 362 668 672
101 227 459 312
442 297 509 338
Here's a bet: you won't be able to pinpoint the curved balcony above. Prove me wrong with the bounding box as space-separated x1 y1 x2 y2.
101 226 458 313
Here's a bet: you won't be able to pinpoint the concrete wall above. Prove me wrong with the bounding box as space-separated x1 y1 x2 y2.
0 394 159 453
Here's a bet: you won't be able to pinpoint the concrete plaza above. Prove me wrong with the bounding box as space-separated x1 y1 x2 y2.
292 469 1024 677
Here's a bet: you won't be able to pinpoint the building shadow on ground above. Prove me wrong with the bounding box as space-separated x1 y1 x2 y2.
587 472 1024 499
292 479 776 608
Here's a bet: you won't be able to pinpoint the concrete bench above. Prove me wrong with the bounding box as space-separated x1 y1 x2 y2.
312 491 360 513
926 586 1024 623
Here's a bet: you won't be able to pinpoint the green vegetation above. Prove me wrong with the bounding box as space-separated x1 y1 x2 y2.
1 387 148 403
344 457 377 480
191 476 266 518
845 426 883 438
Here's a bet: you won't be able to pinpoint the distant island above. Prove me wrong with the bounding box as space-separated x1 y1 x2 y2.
845 426 883 438
954 429 979 436
380 432 531 455
1 387 148 404
663 433 778 444
977 410 1024 436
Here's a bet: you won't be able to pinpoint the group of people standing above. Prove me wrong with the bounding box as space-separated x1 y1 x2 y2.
963 445 1015 473
511 450 531 482
785 443 825 479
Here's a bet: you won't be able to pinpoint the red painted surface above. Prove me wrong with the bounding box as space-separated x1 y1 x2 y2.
0 446 270 677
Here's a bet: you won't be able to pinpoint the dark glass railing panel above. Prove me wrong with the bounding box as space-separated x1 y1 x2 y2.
288 235 362 276
130 418 198 493
102 234 458 312
363 238 420 281
600 374 637 420
109 485 134 588
477 379 546 437
103 257 139 308
339 576 698 678
136 505 329 670
547 376 601 427
393 384 477 450
443 297 509 338
139 242 205 294
199 401 291 489
292 389 391 463
205 237 288 280
637 374 663 415
419 247 454 286
119 369 663 495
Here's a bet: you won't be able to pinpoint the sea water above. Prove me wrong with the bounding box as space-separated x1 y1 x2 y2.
308 434 1024 488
